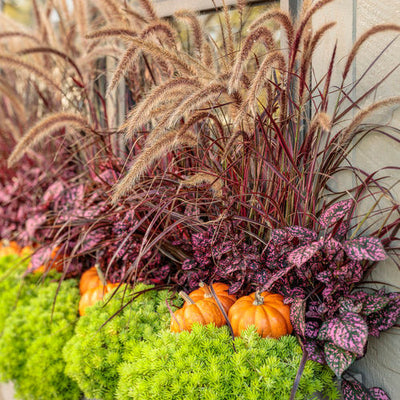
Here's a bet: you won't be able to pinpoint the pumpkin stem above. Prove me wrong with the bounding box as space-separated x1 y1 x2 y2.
253 291 264 306
199 282 212 298
95 264 107 286
178 291 195 305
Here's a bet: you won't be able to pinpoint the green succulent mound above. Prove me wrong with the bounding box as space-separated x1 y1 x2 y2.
0 254 33 334
0 255 81 400
63 284 181 400
117 324 339 400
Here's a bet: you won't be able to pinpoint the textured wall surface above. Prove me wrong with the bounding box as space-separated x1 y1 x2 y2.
0 383 14 400
311 0 400 396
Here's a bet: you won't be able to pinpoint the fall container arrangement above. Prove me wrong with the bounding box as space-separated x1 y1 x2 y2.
0 0 400 399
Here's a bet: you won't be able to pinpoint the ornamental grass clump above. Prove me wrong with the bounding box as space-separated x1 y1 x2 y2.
117 324 339 400
63 284 182 400
0 0 169 279
0 265 81 400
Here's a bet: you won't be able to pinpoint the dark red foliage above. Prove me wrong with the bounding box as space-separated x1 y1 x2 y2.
175 201 399 387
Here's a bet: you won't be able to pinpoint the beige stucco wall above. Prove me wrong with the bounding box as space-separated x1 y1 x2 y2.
309 0 400 396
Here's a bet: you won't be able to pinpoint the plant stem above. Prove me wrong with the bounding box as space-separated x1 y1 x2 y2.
199 282 212 298
253 291 264 306
95 263 107 286
179 291 195 305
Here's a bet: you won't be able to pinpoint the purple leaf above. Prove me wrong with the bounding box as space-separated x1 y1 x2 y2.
336 220 350 238
366 293 400 336
306 301 322 319
342 378 391 400
270 229 288 246
341 378 369 400
79 229 105 253
182 259 197 271
253 268 270 286
228 281 243 294
286 226 318 242
318 312 368 355
333 260 363 284
289 298 306 336
320 199 353 228
324 239 342 256
303 340 326 364
316 270 332 284
262 263 295 291
343 237 387 261
42 181 64 206
362 294 390 316
288 240 324 267
25 214 47 237
29 246 57 270
369 387 391 400
305 321 320 339
324 342 356 377
338 298 363 314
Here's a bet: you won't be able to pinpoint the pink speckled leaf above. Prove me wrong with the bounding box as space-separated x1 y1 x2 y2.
369 387 391 400
362 294 390 316
228 281 243 294
42 181 64 206
342 379 391 400
288 240 324 267
303 340 325 364
324 343 356 377
262 263 294 291
290 298 306 336
320 200 353 228
343 237 387 261
286 226 317 242
270 229 288 246
25 214 47 237
341 378 368 400
318 312 368 356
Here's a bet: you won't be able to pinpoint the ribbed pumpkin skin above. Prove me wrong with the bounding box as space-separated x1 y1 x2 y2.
79 267 102 295
79 283 119 316
171 299 226 332
0 241 21 257
228 292 293 338
187 283 237 313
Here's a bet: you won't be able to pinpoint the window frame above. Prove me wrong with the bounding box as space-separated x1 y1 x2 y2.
150 0 293 18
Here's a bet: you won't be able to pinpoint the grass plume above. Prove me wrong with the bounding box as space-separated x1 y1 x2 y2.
111 130 197 202
343 24 400 80
122 77 202 138
229 26 275 92
8 113 92 167
0 54 62 92
249 9 294 48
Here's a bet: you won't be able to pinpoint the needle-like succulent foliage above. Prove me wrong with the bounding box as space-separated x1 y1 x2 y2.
0 257 80 400
63 284 182 400
117 324 340 400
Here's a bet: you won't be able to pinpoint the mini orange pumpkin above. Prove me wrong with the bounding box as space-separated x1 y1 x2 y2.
228 291 292 338
186 282 237 314
0 240 21 257
170 291 226 332
78 264 119 316
79 266 102 294
79 282 119 316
